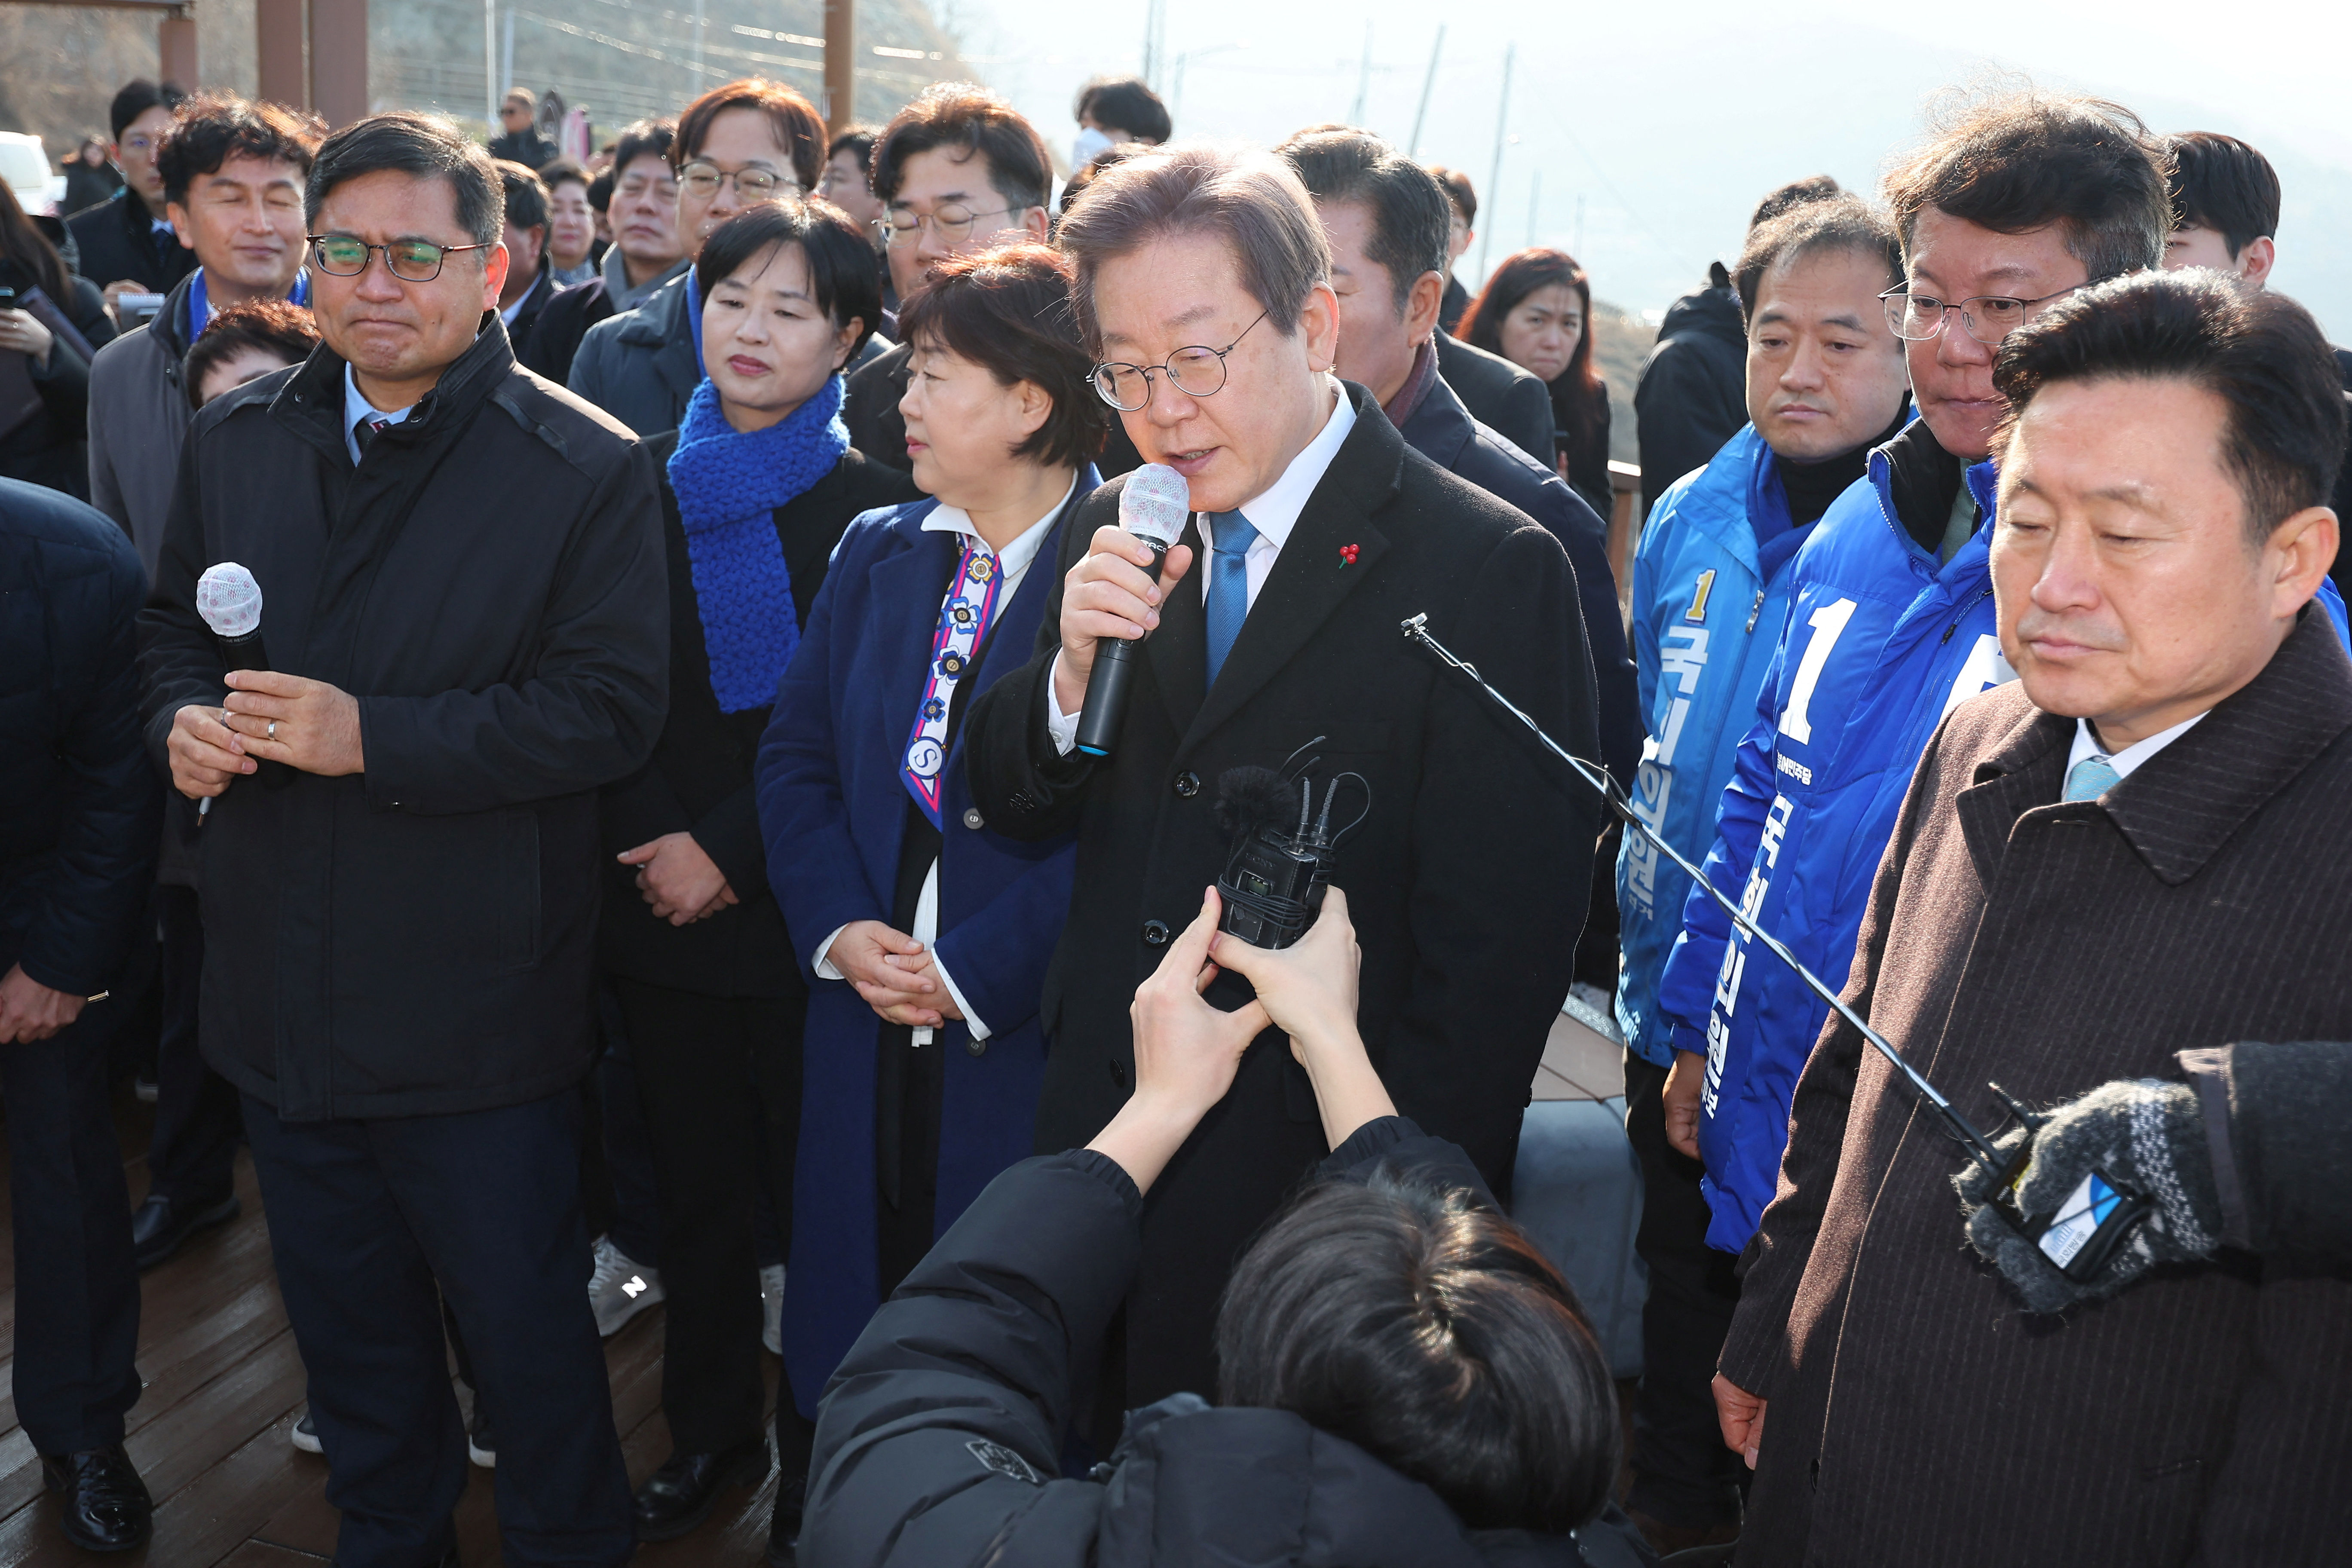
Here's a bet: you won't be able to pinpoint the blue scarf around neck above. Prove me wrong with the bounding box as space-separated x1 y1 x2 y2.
665 374 849 712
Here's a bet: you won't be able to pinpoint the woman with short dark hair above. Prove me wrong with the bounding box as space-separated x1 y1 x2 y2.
0 178 115 497
1460 249 1614 520
598 195 917 1544
753 241 1100 1548
182 297 318 407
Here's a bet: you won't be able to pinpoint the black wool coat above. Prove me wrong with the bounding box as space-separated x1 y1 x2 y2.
597 432 917 998
138 322 669 1122
962 382 1600 1408
1433 332 1554 473
1720 606 2352 1566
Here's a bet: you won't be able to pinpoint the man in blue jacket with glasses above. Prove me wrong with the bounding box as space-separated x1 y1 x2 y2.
1611 193 1909 1553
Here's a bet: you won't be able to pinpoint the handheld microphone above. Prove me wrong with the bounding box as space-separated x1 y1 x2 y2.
195 561 291 797
197 561 267 670
1074 463 1191 758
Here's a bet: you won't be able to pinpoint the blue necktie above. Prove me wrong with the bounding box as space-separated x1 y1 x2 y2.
2064 755 2121 802
1205 510 1259 687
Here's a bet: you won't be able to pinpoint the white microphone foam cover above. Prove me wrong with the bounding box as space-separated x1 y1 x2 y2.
196 561 263 639
1118 462 1192 550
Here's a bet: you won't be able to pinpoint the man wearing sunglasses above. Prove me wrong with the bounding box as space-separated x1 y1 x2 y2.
139 112 665 1568
838 83 1057 474
568 79 826 436
963 144 1599 1420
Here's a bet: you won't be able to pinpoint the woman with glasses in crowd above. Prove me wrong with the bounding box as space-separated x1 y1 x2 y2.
0 178 115 498
568 78 828 437
753 242 1096 1551
596 196 916 1545
1460 248 1614 522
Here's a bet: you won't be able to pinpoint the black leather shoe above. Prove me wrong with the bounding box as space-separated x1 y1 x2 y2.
39 1446 152 1552
132 1192 241 1271
633 1438 771 1542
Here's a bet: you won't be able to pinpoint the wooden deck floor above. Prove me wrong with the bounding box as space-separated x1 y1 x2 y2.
0 1083 778 1568
0 1016 1621 1565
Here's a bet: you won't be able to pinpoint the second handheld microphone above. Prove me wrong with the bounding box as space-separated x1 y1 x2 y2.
1074 462 1191 758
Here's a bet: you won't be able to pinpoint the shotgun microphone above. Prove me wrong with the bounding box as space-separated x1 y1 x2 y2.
1074 463 1191 758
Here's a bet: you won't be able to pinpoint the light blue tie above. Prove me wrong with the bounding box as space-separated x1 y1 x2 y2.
1204 510 1259 687
2064 755 2121 802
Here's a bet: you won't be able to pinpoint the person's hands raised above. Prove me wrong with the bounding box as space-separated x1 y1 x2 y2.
1085 887 1270 1193
1051 524 1195 715
1207 888 1396 1151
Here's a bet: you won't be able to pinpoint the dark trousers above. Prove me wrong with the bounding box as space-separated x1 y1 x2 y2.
1623 1050 1747 1529
7 1014 141 1454
242 1090 633 1568
579 982 664 1266
611 976 804 1455
146 884 241 1207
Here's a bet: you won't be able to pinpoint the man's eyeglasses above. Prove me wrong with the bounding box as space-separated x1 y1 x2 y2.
1880 284 2086 346
308 233 491 283
877 203 1016 249
1091 309 1269 412
679 164 799 202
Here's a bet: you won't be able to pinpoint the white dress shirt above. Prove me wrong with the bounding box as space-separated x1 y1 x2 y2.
342 364 417 465
1046 381 1354 753
2066 710 2207 790
813 478 1075 1046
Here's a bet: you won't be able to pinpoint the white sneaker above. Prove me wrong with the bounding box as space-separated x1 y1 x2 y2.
291 1412 323 1454
588 1235 664 1338
760 1264 785 1356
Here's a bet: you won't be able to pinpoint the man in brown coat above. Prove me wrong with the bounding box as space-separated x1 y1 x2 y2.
1711 268 2352 1563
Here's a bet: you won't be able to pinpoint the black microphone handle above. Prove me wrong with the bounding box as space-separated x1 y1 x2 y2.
213 629 295 789
1071 538 1170 759
1075 637 1142 757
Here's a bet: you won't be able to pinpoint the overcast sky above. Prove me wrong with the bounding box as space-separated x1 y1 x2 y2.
946 0 2352 337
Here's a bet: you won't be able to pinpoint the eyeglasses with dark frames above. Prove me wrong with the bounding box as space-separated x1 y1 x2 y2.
678 164 800 201
308 233 492 283
1880 283 2087 347
1092 309 1271 412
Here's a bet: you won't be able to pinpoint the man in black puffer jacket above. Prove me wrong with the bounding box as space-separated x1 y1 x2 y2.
800 890 1656 1568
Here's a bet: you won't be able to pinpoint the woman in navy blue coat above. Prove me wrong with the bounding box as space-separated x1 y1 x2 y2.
756 244 1100 1455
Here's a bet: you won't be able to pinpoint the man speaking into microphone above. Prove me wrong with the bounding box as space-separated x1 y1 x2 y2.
963 144 1599 1414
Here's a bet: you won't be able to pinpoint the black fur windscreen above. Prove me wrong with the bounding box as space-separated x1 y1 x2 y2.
1214 766 1303 839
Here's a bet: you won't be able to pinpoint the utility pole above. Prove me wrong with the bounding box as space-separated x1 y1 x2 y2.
824 0 854 132
1349 21 1372 126
502 6 515 110
484 0 498 125
1476 44 1513 284
1407 24 1443 158
1528 170 1540 250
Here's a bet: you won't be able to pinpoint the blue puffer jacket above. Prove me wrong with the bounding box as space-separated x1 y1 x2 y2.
1657 423 2352 1253
1616 426 1811 1068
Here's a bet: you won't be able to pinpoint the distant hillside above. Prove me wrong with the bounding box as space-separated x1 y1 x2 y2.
1588 301 1652 467
0 0 967 166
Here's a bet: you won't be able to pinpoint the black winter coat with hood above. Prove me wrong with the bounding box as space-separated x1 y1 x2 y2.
137 320 669 1121
1632 281 1746 502
802 1114 1657 1568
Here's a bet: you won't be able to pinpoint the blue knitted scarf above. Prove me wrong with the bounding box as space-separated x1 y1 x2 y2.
666 374 849 712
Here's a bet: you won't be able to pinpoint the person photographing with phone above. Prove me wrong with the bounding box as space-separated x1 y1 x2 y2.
962 143 1600 1424
799 886 1654 1568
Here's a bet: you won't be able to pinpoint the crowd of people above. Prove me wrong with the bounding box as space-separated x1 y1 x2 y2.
1 54 2348 1568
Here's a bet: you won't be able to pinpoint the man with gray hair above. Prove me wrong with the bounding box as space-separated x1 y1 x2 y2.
965 142 1600 1416
139 112 663 1565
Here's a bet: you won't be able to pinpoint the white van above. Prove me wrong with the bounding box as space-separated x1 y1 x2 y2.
0 131 64 214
